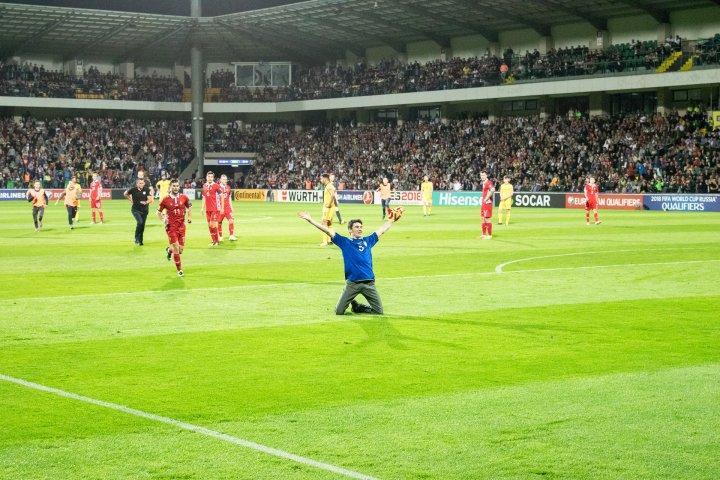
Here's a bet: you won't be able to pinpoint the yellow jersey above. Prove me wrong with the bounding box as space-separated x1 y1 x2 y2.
323 182 336 208
499 183 513 200
157 179 171 199
74 183 82 206
421 181 433 197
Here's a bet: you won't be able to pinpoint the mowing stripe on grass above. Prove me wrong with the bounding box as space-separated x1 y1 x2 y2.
3 258 718 303
0 373 378 480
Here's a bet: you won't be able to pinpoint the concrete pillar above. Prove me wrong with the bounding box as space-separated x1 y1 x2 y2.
487 42 500 57
190 0 205 177
440 46 452 61
538 36 554 55
592 30 609 51
118 62 134 80
173 63 186 85
656 88 671 115
488 102 500 122
657 23 672 44
589 92 608 117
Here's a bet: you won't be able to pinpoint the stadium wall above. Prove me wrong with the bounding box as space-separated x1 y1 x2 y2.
5 190 717 213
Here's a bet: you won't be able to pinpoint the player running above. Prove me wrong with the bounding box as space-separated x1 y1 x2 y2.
157 179 192 277
480 171 495 239
584 175 602 225
217 174 237 241
421 175 433 216
201 170 223 246
55 177 79 229
320 173 336 246
497 176 513 225
26 180 49 232
89 173 104 224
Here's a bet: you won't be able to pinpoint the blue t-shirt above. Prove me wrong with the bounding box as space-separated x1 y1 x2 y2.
332 232 379 281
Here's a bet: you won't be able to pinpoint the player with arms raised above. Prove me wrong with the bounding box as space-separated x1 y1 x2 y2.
89 173 104 224
497 176 513 225
201 171 223 246
157 179 192 277
480 171 495 239
584 175 602 225
217 174 237 242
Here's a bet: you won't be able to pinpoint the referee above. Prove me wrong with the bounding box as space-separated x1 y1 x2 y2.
124 178 153 245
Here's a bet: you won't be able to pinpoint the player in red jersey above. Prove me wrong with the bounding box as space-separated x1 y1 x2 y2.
89 173 104 224
201 170 224 246
480 171 495 239
216 174 237 242
584 175 602 225
156 179 192 276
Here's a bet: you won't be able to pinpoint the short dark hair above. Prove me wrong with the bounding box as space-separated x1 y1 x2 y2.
348 219 362 230
321 173 330 180
170 178 179 184
206 170 214 176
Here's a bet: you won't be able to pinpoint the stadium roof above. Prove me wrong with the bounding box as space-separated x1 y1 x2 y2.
1 0 718 64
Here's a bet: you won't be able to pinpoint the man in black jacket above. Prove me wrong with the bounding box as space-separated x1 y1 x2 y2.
124 178 153 245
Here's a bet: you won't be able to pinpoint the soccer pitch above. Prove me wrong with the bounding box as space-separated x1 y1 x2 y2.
1 200 719 479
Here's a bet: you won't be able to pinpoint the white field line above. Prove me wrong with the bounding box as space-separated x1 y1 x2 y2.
2 248 716 303
0 373 377 480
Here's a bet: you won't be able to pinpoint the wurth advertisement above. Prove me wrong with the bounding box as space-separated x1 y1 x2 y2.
274 189 323 203
566 193 643 210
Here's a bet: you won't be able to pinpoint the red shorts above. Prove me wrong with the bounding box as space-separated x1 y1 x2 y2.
166 223 186 246
585 200 597 210
218 210 234 221
205 211 219 223
90 199 101 209
481 203 493 218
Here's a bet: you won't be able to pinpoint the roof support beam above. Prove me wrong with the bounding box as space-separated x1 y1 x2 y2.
394 3 499 43
352 9 451 48
70 16 141 60
454 0 552 37
615 0 670 24
12 12 74 54
293 13 406 54
534 0 608 32
116 22 191 63
256 18 364 58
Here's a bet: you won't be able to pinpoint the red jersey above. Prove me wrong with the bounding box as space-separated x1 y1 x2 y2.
90 180 102 200
158 194 191 228
482 179 495 203
584 183 599 201
202 182 222 212
219 183 233 212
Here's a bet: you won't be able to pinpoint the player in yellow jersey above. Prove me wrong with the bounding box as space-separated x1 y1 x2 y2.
420 175 433 216
156 173 171 201
498 176 514 225
320 173 336 246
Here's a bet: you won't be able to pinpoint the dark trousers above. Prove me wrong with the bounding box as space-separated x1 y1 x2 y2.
381 198 391 218
66 205 77 225
33 206 45 228
335 280 384 315
131 209 148 243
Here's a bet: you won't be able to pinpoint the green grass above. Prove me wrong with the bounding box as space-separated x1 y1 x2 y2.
1 200 719 479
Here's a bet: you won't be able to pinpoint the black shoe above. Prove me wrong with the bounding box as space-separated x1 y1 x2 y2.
138 242 144 246
351 300 361 313
166 247 172 261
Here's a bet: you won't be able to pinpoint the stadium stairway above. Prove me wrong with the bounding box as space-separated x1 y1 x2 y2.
656 51 683 73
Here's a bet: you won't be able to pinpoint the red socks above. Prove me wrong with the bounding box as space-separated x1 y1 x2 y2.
92 212 96 222
99 212 104 223
217 221 223 238
586 212 590 222
229 222 234 235
209 225 218 243
173 254 181 271
487 223 492 236
594 213 599 222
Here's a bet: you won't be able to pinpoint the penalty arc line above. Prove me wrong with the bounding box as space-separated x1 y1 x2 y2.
0 373 378 480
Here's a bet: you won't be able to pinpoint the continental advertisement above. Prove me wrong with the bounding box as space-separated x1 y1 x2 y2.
233 189 269 202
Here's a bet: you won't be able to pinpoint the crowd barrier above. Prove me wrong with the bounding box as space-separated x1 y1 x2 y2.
1 188 718 212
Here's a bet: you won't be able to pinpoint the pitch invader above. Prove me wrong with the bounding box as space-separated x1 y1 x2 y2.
157 179 192 277
89 173 105 224
26 180 49 232
497 176 513 225
201 170 224 246
480 171 495 239
584 175 602 225
217 174 237 241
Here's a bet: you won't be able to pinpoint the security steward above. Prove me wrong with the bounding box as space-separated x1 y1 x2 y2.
124 178 153 245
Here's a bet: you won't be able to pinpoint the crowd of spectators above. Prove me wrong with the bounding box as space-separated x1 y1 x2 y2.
0 117 194 189
207 109 719 195
0 63 183 101
3 34 715 104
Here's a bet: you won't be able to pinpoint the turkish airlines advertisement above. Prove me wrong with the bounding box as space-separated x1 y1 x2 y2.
566 193 643 210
